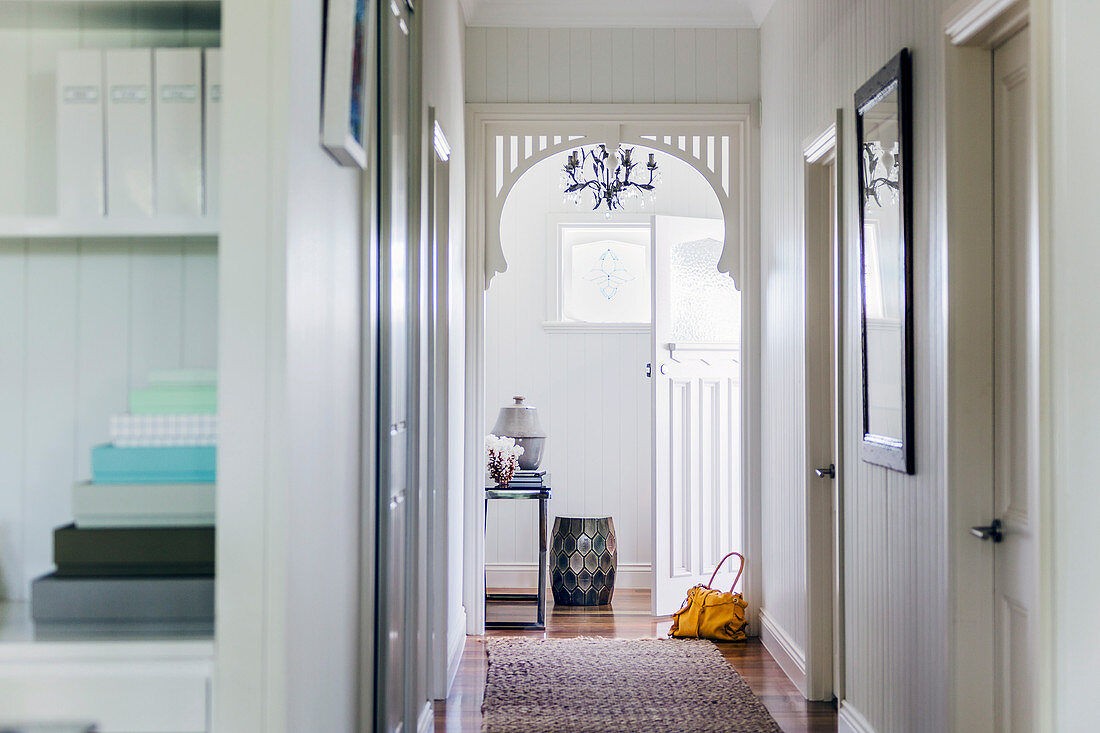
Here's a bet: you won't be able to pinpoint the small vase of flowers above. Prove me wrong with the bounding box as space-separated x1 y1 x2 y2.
485 434 525 488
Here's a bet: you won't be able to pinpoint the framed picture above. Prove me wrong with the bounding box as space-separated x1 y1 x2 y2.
321 0 375 168
855 48 914 474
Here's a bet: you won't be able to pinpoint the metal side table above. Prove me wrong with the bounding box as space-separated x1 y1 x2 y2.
484 486 550 630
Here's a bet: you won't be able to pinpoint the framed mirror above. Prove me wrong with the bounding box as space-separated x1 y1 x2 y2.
855 48 914 474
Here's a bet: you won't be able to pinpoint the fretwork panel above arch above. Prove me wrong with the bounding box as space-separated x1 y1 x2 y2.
483 120 747 290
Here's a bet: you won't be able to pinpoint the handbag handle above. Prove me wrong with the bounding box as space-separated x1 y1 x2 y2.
706 552 745 594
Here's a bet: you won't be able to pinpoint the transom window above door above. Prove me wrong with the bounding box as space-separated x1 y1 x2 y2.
544 221 653 331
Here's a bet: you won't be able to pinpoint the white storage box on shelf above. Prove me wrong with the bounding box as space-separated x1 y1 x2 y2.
105 49 155 217
55 50 105 217
154 48 204 216
203 48 222 217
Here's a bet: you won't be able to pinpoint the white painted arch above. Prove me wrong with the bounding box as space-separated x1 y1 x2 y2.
463 103 759 635
474 105 754 291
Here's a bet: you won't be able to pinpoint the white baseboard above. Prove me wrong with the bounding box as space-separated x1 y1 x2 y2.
417 701 433 733
485 562 652 589
758 607 808 697
838 701 876 733
444 607 466 696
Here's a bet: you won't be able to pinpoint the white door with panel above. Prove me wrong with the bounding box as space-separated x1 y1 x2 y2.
985 26 1038 733
651 215 743 616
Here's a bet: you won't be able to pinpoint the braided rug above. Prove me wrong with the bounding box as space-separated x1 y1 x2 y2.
481 636 782 732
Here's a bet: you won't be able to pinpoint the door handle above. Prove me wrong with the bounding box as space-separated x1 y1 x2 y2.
969 519 1003 543
814 464 835 479
645 363 652 378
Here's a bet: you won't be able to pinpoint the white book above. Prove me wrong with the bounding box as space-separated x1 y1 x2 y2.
203 48 222 217
105 48 154 217
154 48 203 215
109 413 218 447
56 49 105 217
72 482 215 528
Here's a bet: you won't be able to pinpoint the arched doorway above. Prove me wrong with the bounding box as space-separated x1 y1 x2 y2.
464 105 759 634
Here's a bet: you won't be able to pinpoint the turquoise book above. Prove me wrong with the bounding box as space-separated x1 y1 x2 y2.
91 445 216 483
129 385 217 414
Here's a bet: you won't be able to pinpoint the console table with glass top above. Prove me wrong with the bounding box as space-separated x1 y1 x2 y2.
484 486 550 630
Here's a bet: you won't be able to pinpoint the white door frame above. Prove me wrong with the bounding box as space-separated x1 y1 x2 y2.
801 113 844 703
943 1 1051 730
463 103 760 634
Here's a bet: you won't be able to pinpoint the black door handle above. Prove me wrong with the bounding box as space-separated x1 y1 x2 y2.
969 519 1003 543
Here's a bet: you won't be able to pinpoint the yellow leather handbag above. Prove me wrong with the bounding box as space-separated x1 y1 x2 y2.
669 552 748 642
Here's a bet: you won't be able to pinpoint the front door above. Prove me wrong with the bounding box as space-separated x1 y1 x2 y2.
651 215 743 616
990 26 1037 733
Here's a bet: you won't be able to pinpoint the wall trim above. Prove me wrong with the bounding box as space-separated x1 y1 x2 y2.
758 608 808 696
541 321 652 334
417 702 433 733
444 607 467 697
802 123 838 165
944 0 1028 47
486 562 653 589
838 701 877 733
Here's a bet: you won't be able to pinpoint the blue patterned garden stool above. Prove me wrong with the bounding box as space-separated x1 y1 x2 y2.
550 516 617 606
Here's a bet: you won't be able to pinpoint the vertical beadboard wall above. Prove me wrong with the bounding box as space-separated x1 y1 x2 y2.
465 27 760 104
0 4 220 600
758 1 949 731
484 152 721 586
470 23 760 589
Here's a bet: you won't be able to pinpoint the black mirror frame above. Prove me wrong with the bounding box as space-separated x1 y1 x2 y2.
855 48 915 475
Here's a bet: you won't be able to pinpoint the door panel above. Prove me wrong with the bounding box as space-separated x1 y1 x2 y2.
992 26 1036 733
377 0 413 730
652 215 742 616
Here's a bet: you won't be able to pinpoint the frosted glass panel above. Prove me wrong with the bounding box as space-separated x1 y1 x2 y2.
670 237 740 342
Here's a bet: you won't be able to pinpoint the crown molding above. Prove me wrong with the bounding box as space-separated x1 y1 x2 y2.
461 0 769 29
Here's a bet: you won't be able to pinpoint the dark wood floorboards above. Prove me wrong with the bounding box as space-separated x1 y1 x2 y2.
434 589 838 732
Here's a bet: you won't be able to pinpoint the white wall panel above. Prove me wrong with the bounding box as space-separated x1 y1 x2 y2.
484 150 721 583
759 1 949 730
0 7 220 601
466 27 760 104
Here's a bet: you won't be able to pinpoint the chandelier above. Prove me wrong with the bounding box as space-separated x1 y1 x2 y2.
562 145 660 213
862 140 900 207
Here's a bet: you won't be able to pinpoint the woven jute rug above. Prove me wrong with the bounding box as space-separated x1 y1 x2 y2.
481 637 782 732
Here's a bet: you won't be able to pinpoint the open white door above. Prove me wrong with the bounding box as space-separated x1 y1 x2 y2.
989 27 1038 732
651 215 743 616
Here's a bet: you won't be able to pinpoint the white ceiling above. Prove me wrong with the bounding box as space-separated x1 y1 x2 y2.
459 0 777 29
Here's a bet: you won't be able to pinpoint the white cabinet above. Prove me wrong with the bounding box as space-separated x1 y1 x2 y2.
0 603 213 733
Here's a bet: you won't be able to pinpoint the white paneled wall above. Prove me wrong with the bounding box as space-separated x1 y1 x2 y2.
758 1 949 731
465 27 760 104
485 151 721 586
0 5 219 600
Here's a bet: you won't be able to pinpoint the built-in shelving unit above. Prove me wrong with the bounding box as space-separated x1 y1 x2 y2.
0 1 221 728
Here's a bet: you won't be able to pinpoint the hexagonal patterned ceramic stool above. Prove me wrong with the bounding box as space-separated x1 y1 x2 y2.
550 516 617 606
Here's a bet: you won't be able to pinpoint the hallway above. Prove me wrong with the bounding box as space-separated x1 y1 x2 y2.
435 590 837 732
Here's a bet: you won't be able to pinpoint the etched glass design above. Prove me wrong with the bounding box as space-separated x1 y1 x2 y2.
585 248 636 300
564 237 650 323
669 237 740 342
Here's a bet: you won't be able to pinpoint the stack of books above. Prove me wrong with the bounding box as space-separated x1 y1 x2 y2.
508 470 549 488
31 370 217 630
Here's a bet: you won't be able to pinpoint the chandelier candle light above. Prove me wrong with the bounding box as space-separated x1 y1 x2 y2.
562 145 660 215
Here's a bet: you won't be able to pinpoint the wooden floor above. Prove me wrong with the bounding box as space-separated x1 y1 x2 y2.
434 589 837 732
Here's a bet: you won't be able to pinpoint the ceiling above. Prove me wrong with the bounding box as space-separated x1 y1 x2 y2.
458 0 777 29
